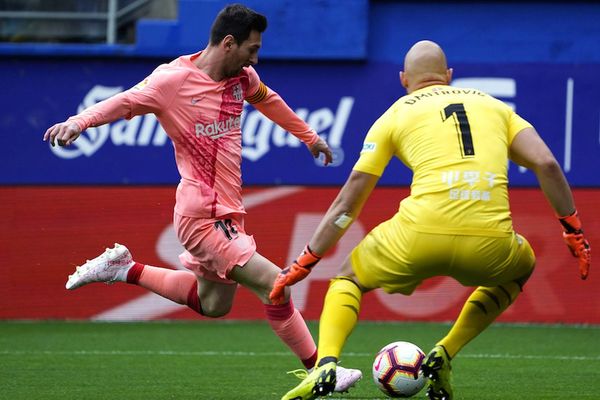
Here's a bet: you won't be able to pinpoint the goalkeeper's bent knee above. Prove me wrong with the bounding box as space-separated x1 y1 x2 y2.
513 265 535 291
330 276 362 291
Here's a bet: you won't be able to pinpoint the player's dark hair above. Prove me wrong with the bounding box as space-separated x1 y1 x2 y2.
209 4 267 45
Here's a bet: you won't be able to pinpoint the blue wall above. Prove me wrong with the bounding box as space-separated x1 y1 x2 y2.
0 0 369 59
369 2 600 64
136 0 368 59
1 1 599 63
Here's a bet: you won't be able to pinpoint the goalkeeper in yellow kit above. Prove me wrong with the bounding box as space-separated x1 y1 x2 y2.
272 40 591 400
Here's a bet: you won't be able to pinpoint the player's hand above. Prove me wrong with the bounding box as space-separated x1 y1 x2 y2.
558 210 591 280
269 245 322 305
308 137 333 166
43 121 82 147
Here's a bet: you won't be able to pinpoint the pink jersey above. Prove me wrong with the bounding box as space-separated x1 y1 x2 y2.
68 52 319 218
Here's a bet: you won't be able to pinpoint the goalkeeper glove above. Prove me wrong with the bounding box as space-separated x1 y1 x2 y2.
269 244 322 305
558 210 591 280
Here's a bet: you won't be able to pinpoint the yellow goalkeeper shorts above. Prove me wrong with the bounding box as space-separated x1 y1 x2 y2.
350 214 535 295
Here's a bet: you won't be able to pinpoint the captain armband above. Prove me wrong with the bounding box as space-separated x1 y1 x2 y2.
245 82 268 104
333 213 353 229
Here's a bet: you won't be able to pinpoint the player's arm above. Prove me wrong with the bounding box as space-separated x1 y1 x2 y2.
269 109 395 304
307 170 379 254
509 127 574 216
43 68 183 147
247 82 332 165
269 171 379 304
509 126 591 279
43 91 133 147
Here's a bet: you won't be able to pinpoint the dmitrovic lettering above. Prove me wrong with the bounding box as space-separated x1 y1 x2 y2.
404 88 486 105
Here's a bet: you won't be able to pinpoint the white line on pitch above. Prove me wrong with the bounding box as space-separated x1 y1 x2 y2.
1 350 599 361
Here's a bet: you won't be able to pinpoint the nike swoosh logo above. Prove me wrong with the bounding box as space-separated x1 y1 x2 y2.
191 95 206 104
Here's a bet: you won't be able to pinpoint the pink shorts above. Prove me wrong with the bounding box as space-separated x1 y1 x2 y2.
174 212 256 284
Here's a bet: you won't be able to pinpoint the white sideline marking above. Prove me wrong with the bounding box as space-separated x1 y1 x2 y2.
1 350 599 361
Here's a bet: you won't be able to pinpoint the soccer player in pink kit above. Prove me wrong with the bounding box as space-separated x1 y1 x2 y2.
43 3 361 392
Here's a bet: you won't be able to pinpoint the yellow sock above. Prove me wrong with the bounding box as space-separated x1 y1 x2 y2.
316 277 362 364
438 281 523 358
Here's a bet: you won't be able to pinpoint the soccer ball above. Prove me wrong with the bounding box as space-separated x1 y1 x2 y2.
372 341 426 398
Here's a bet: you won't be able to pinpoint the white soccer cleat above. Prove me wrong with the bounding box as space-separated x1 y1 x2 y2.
65 243 135 290
282 362 362 400
334 365 363 393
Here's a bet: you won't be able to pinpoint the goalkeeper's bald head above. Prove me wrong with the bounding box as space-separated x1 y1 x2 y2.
400 40 453 94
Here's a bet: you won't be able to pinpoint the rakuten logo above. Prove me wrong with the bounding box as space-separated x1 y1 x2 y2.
195 116 241 139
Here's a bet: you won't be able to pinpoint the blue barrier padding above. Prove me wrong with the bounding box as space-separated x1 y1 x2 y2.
369 2 600 64
0 2 597 62
0 0 369 60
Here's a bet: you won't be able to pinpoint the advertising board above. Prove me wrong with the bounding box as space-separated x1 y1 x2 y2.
2 186 598 323
3 59 598 186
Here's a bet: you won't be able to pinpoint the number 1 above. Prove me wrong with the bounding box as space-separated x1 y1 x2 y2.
443 103 475 157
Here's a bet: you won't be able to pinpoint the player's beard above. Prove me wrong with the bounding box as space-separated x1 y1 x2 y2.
224 64 244 78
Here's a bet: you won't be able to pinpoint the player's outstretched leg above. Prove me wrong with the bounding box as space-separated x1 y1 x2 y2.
66 243 134 290
421 345 453 400
281 358 337 400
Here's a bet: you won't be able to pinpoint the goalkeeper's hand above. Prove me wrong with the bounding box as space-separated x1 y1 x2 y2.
269 245 322 305
558 210 591 280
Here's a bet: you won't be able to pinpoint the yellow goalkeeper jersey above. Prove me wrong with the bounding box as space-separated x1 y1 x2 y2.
353 84 532 236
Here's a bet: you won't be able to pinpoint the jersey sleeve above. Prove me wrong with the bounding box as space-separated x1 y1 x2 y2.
245 66 318 146
352 108 396 177
68 66 187 131
507 109 533 145
244 66 267 104
126 67 188 117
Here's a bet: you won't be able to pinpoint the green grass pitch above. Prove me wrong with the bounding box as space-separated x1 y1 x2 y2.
1 321 599 399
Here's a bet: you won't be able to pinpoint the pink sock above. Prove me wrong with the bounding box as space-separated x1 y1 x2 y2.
265 299 317 369
127 264 201 313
